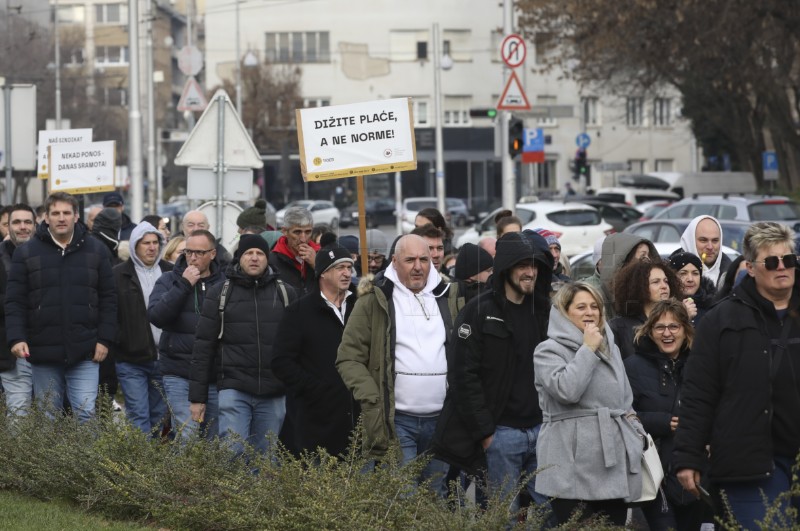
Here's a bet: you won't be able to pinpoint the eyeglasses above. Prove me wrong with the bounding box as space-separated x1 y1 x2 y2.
653 323 682 334
368 255 385 264
182 249 213 257
752 254 798 270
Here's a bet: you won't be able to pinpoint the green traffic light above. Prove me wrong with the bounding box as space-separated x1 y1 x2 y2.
487 109 497 118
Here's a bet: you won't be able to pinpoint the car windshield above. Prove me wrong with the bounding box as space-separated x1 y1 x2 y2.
546 209 601 226
748 201 800 221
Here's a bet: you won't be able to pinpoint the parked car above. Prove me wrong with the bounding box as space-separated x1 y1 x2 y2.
339 198 397 228
456 200 614 257
623 218 752 253
652 195 800 227
593 187 681 206
276 200 340 228
400 197 471 233
636 200 675 221
575 199 642 233
569 242 741 282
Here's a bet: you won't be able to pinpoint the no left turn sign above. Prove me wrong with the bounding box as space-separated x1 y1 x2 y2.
501 34 527 68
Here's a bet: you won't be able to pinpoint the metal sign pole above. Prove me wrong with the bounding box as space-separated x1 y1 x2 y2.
216 93 225 239
3 82 12 205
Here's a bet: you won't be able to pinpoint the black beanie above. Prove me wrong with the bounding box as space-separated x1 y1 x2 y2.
92 207 121 238
234 234 271 261
454 243 493 280
669 250 703 273
236 199 268 230
315 243 354 277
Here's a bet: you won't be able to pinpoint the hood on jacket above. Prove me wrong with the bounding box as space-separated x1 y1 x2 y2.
680 215 724 285
492 231 553 295
129 222 165 269
383 256 441 296
598 233 659 287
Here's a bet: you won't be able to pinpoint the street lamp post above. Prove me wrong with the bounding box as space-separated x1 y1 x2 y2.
432 23 452 217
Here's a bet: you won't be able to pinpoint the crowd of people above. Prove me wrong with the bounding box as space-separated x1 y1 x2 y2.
0 192 798 529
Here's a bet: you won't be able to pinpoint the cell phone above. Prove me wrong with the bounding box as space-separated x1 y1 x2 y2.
697 484 714 508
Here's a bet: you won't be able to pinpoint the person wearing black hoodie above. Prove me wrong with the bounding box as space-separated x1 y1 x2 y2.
433 231 553 515
668 250 716 325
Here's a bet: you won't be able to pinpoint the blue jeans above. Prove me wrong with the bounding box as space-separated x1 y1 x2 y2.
162 375 218 439
0 358 33 415
218 389 285 455
394 412 449 497
718 456 800 530
116 361 167 434
32 360 98 423
485 424 548 513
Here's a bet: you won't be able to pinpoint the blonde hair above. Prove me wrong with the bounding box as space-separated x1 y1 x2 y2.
743 221 795 261
163 235 186 263
553 281 606 331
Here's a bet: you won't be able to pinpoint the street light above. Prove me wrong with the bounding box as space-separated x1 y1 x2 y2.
432 23 452 217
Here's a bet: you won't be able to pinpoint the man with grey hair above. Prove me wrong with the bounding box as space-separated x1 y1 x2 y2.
674 221 800 528
337 234 460 496
269 206 319 295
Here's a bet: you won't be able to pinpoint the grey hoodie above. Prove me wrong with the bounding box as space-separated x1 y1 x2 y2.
129 222 166 344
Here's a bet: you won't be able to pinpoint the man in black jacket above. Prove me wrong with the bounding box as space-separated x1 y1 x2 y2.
189 234 296 455
433 231 553 514
674 221 800 528
148 229 224 439
6 192 117 422
112 222 172 433
0 204 36 414
270 206 319 295
272 238 358 457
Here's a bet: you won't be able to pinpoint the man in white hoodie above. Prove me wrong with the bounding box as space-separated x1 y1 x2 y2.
337 235 460 496
679 215 731 286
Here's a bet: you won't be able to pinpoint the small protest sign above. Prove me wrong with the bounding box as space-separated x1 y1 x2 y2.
48 140 116 194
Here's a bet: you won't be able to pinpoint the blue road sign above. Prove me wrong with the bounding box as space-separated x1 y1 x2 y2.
763 151 778 171
576 132 591 149
523 128 545 152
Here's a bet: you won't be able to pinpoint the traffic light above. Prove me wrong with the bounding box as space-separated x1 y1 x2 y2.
469 108 497 119
508 117 523 158
573 149 590 181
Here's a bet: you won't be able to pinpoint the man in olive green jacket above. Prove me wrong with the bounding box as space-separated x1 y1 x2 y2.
336 235 460 495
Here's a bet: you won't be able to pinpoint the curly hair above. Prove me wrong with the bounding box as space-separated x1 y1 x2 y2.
613 259 683 317
634 298 695 350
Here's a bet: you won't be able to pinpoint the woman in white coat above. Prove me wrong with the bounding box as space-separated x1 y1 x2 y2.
534 282 644 526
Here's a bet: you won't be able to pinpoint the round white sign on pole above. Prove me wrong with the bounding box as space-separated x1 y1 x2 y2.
501 34 527 68
178 45 204 77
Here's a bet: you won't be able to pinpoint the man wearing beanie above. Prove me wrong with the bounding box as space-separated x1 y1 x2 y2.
89 207 123 265
190 234 297 455
452 242 493 304
270 206 320 296
433 231 554 516
338 235 460 496
236 199 270 233
273 236 359 457
365 229 390 276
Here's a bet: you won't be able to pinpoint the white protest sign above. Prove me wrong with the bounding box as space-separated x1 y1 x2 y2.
48 140 116 194
37 128 92 179
296 97 417 182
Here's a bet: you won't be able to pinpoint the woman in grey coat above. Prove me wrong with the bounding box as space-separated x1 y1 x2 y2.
534 282 645 526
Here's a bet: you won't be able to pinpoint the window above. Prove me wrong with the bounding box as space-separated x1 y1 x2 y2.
582 97 600 126
102 87 127 106
536 95 557 127
534 33 557 65
628 159 647 173
413 99 429 126
443 96 471 126
303 98 330 108
653 98 672 127
56 5 85 24
95 3 127 24
95 46 128 65
655 159 674 171
66 48 85 67
265 31 330 63
626 97 644 127
389 30 429 61
490 31 503 63
442 29 471 61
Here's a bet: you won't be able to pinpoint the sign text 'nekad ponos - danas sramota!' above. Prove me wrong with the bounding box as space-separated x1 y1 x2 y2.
48 140 116 194
296 98 417 182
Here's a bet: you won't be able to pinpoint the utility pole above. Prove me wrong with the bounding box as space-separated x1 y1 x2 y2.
432 23 446 216
235 0 242 115
501 0 515 211
128 0 143 221
145 0 157 212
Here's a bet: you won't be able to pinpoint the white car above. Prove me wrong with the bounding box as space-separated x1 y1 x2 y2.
456 200 614 257
275 200 340 228
568 242 741 281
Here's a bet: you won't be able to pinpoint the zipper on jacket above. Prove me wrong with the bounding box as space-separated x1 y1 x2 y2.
254 280 262 395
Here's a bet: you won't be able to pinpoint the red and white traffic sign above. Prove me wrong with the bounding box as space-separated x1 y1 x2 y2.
501 34 527 68
496 71 531 111
177 76 208 112
177 45 204 77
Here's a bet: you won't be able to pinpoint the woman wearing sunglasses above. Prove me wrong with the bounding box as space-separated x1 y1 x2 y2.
674 222 800 529
624 299 713 530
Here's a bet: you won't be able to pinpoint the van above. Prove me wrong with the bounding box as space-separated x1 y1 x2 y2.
593 187 680 206
620 172 757 198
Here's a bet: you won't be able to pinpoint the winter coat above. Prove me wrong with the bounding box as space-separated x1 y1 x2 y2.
189 264 296 402
0 241 19 372
672 275 800 482
336 273 460 458
119 212 136 241
609 314 646 360
111 258 173 364
269 236 320 296
147 254 225 379
534 306 644 501
272 288 359 457
688 275 716 325
5 222 117 366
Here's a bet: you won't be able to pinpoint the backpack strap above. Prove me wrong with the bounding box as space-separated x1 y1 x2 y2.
276 279 289 307
217 279 232 339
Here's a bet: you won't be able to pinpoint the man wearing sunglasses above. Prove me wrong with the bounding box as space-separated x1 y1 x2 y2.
148 229 225 440
674 221 800 529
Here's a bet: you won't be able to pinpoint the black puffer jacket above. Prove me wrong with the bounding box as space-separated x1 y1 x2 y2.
609 313 646 360
189 264 297 403
689 276 716 325
0 240 19 372
5 222 117 366
147 254 225 379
